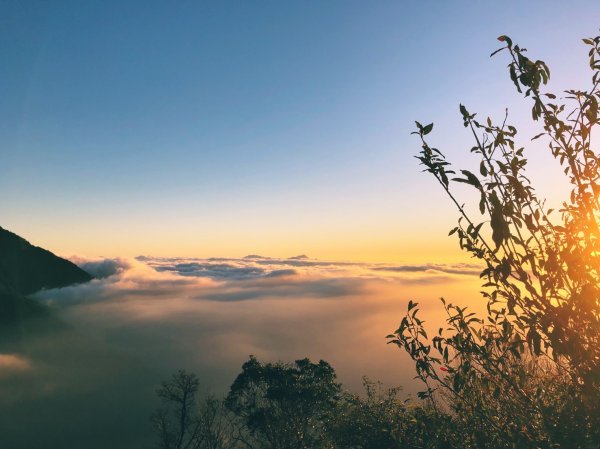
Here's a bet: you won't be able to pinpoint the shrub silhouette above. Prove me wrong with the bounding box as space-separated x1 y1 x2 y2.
388 34 600 447
155 360 453 449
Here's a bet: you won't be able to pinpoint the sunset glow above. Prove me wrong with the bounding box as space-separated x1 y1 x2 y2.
2 2 599 448
1 2 597 265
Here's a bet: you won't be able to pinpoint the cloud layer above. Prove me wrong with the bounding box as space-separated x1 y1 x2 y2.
31 255 482 387
2 254 483 449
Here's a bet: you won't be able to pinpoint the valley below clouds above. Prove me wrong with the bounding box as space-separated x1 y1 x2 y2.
0 255 482 449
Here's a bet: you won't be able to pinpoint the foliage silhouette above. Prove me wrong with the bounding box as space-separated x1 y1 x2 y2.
388 33 600 448
327 378 452 449
225 356 341 449
153 370 245 449
155 360 455 449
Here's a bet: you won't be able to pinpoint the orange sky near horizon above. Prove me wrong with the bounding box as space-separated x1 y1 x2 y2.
7 211 465 264
2 1 596 267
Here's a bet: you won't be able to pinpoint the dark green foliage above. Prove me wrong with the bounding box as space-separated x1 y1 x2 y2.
390 33 600 448
225 356 341 449
327 378 452 449
155 361 458 449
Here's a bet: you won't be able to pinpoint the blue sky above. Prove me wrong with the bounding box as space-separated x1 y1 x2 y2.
1 1 599 260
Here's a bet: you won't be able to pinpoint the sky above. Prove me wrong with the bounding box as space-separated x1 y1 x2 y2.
2 4 600 447
1 0 600 262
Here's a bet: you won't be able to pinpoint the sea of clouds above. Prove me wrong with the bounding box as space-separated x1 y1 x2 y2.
0 255 482 449
31 254 483 390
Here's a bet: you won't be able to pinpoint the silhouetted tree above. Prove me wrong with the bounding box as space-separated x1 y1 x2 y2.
389 33 600 448
225 356 341 449
153 370 201 449
153 370 241 449
154 361 462 448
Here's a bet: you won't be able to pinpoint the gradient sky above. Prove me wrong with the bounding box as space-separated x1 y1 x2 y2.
1 1 599 261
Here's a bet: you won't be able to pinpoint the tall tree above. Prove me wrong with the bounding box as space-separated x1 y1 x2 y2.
225 356 341 449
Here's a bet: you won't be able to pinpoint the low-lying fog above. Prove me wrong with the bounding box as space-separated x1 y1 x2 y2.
0 255 482 449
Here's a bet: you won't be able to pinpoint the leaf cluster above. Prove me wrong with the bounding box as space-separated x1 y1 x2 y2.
390 33 600 448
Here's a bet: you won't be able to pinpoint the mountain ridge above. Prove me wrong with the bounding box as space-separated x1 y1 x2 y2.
0 226 93 323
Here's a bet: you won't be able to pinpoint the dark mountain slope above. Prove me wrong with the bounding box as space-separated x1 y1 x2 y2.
0 226 92 295
0 226 92 323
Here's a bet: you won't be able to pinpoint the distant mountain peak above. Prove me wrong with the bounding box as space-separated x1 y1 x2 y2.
243 254 270 260
289 254 309 260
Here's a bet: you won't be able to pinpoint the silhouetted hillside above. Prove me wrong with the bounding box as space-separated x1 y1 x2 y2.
0 226 92 323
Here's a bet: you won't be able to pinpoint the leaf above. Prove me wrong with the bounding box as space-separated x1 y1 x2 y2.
509 64 521 93
531 132 545 141
528 329 542 355
471 222 484 237
422 123 434 135
452 170 482 189
479 161 488 177
489 193 508 248
497 35 513 47
453 373 463 392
